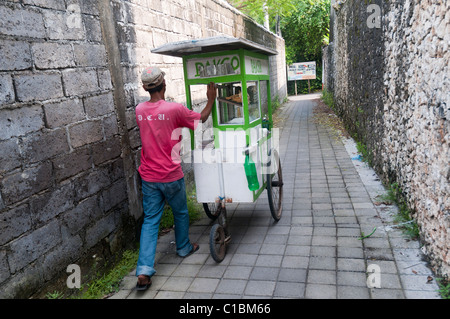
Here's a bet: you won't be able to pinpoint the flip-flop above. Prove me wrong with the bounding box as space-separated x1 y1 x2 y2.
182 243 199 258
136 275 152 291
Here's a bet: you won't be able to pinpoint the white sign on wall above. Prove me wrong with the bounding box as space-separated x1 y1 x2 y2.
287 62 316 81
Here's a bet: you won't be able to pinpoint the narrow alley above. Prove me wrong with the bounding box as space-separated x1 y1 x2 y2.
109 94 441 300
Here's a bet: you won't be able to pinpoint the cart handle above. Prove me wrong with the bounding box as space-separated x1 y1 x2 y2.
242 144 258 156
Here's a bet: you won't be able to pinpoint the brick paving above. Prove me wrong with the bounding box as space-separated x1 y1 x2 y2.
110 94 441 299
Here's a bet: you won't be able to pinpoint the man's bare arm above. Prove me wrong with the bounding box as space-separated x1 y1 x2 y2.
200 82 217 123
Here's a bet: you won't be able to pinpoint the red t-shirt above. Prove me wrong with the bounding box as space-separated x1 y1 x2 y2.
136 100 201 183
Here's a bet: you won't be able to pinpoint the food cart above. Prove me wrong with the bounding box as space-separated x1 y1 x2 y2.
152 36 283 262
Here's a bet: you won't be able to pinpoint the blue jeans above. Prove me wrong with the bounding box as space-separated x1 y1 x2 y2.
136 178 193 278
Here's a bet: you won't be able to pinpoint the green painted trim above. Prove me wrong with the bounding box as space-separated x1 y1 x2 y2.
183 56 196 151
253 181 267 201
184 49 269 63
238 49 250 146
244 75 270 81
183 56 191 110
186 75 242 85
182 48 273 150
265 80 273 128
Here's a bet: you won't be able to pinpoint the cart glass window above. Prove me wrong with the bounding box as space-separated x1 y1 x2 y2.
247 81 260 123
217 82 244 125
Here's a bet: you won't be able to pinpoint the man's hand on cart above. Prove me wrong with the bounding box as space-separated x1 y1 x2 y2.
201 82 217 122
206 82 217 101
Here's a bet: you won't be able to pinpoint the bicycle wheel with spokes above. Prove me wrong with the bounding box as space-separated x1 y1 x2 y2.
266 151 283 221
209 223 226 262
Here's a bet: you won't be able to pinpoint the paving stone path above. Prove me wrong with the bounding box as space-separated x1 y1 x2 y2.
110 94 441 299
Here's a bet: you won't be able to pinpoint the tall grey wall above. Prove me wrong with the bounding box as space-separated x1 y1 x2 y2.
324 0 449 278
0 0 286 298
0 0 130 298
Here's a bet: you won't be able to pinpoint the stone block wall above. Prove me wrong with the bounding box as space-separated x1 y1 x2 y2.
0 0 129 298
324 0 449 277
0 0 286 298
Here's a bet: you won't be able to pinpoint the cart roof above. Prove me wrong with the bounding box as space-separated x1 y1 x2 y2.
151 36 278 58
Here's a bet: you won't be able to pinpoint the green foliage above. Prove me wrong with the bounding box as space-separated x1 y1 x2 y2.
229 0 331 96
46 248 140 299
160 188 203 233
356 141 373 166
271 95 281 111
282 0 331 95
76 249 140 299
228 0 296 29
380 182 420 240
45 291 64 299
281 0 331 64
437 278 450 299
321 87 335 109
159 204 175 231
186 190 203 223
358 227 377 240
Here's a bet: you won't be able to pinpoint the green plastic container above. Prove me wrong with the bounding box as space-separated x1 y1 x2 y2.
244 153 260 191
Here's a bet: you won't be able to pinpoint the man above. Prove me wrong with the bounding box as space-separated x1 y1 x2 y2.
134 66 216 291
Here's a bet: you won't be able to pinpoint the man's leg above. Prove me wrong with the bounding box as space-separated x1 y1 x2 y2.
136 180 165 279
163 178 195 257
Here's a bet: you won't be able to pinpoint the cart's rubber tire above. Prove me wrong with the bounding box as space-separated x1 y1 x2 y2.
203 203 219 221
209 224 226 263
266 150 283 222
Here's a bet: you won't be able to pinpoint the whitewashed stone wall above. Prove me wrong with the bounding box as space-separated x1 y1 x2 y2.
324 0 449 277
383 0 449 278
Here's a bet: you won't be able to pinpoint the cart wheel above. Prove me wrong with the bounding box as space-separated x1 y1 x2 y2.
203 203 220 220
209 224 227 263
266 151 283 221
